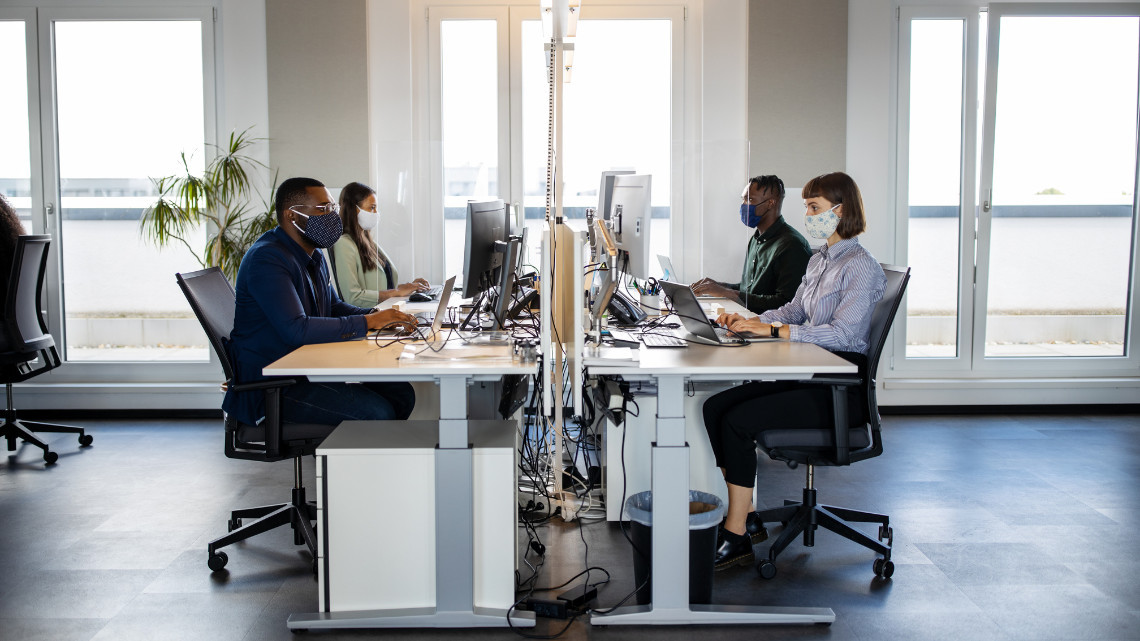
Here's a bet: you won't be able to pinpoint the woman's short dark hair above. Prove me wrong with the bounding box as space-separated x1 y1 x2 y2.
801 172 866 239
338 182 379 273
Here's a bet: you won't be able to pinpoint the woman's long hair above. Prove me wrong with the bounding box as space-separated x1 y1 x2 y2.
338 182 379 272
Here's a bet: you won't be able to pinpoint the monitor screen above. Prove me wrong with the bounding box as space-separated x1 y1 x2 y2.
461 198 509 298
609 174 652 280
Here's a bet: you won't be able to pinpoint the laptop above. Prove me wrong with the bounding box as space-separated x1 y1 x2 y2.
656 254 676 282
417 275 456 340
658 280 777 346
376 275 455 339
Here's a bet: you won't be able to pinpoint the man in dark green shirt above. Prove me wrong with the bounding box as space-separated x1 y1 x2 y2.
692 175 811 314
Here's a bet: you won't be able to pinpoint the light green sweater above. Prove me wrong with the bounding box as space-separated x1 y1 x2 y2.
331 235 399 308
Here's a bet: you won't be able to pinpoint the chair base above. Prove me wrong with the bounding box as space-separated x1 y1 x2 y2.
755 483 893 580
207 480 319 573
2 416 92 464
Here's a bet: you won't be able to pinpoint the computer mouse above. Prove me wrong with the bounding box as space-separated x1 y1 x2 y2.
408 291 432 302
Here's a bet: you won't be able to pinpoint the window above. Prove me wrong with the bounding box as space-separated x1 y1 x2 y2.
895 4 1139 375
429 5 680 283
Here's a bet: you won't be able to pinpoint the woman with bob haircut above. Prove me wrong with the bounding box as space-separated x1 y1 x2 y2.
701 171 887 570
332 181 431 308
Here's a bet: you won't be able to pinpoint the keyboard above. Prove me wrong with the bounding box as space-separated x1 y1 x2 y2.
639 332 687 348
424 285 444 299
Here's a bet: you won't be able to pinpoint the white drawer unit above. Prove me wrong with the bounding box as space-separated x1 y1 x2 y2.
315 420 517 613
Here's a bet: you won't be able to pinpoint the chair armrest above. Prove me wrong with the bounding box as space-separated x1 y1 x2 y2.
807 374 861 387
229 377 303 393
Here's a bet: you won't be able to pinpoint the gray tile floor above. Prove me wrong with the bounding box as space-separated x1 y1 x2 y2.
1 413 1139 640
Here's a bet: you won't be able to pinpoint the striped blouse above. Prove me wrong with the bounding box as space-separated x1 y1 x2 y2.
758 237 886 354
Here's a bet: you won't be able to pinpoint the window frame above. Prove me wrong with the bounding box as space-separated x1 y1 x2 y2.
890 2 1140 379
418 1 686 283
31 5 223 384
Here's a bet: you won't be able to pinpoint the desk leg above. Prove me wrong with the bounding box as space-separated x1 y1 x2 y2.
288 377 534 630
591 374 834 627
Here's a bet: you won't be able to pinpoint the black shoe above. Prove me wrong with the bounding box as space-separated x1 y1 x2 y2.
719 513 769 545
746 512 769 545
714 528 755 571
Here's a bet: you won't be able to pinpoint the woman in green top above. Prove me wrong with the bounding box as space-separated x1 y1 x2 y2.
333 182 430 308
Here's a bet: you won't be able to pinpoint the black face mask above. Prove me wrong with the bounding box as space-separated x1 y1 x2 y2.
291 209 343 248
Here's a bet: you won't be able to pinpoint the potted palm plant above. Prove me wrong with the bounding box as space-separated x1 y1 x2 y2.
140 128 277 281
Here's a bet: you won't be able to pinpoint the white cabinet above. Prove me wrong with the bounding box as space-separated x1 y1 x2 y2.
315 420 517 612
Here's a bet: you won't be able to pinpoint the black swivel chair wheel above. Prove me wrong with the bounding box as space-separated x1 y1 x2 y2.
757 558 777 580
873 557 894 579
878 524 893 547
43 450 58 464
79 434 93 447
208 550 229 572
228 517 242 532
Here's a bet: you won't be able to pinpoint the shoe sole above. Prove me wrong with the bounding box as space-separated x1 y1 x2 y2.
750 528 769 545
714 551 756 571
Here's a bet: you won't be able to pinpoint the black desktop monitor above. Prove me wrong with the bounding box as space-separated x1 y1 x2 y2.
461 198 510 298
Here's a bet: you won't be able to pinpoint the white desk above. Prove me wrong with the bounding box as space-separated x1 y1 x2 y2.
268 336 537 630
587 339 855 626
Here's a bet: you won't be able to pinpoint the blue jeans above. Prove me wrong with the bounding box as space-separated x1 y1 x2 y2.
281 381 416 425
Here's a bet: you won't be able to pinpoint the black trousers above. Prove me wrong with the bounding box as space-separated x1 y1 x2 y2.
702 379 866 489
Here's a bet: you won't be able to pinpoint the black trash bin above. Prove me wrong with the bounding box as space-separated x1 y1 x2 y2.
625 490 725 605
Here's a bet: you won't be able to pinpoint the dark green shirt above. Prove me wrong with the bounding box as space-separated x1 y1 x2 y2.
724 216 811 314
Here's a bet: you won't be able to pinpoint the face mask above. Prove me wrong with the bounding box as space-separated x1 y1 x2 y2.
357 207 379 231
740 203 762 228
292 209 343 248
805 204 840 240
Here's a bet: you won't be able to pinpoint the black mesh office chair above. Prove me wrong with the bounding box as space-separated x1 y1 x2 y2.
753 264 910 580
176 267 334 573
0 235 92 464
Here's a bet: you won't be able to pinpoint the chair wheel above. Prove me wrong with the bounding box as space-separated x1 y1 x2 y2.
757 559 777 580
878 525 893 547
208 550 229 572
873 557 894 579
44 450 58 464
79 434 94 447
228 518 242 532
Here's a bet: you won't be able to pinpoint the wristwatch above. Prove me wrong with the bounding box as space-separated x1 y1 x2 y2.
769 321 783 338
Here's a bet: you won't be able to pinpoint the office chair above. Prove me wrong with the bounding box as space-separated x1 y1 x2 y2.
176 267 334 573
753 264 910 580
0 235 92 464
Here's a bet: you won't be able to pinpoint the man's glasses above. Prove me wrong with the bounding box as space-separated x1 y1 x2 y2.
291 203 340 216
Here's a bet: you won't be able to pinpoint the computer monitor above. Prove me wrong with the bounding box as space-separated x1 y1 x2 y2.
609 173 652 280
597 170 635 220
461 198 510 298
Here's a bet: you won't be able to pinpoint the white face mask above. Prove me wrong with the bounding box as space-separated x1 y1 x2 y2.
805 204 840 240
357 207 379 231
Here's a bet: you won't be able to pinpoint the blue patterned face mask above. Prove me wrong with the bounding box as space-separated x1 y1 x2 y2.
291 207 344 248
805 204 840 239
740 203 762 228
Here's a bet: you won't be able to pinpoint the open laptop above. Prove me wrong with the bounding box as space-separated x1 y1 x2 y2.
656 254 676 282
416 275 456 339
658 280 777 346
375 275 455 339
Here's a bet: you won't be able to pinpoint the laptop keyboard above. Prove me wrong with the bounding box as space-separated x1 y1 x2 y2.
639 332 687 348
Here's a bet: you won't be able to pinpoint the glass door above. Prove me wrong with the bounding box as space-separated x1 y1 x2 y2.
0 12 37 234
978 5 1138 365
428 5 681 281
894 4 1139 376
36 8 217 371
